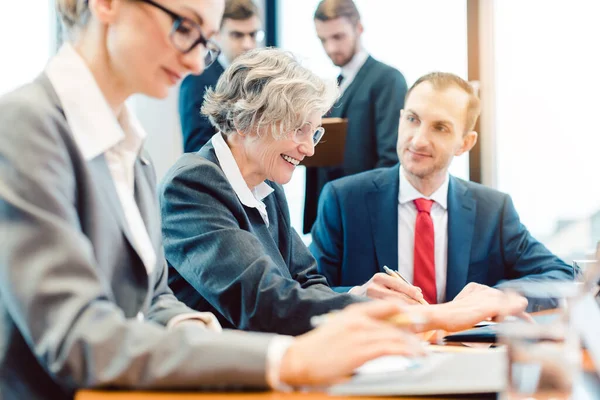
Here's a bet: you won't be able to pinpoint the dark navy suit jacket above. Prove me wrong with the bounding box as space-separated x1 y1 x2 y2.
179 61 225 153
159 142 362 336
309 165 574 301
303 56 407 233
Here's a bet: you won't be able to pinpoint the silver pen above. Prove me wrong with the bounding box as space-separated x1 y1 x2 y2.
383 265 429 305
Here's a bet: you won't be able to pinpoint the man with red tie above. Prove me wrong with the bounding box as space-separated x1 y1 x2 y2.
309 72 574 304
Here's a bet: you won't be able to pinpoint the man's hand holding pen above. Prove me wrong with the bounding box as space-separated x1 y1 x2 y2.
350 267 427 304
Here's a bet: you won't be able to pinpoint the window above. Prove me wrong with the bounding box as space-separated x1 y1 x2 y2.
494 0 600 261
0 3 53 96
277 0 469 239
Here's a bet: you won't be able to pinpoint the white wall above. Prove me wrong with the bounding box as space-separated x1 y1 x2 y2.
130 88 183 181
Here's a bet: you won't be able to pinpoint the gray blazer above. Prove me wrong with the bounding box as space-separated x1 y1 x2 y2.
0 75 275 400
160 142 363 336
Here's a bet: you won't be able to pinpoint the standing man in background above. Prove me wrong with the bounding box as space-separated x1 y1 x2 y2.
179 0 263 153
304 0 407 233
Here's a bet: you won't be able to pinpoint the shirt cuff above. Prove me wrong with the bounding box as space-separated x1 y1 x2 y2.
266 335 295 391
348 286 361 295
167 312 222 332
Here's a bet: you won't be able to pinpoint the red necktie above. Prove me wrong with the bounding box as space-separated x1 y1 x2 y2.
413 198 437 304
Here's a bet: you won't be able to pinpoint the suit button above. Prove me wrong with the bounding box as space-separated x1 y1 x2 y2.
136 312 144 322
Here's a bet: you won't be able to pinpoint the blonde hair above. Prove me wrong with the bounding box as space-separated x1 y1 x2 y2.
406 72 481 133
202 47 339 138
56 0 91 33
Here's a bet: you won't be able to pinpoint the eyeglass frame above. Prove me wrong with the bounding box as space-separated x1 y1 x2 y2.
137 0 221 64
291 122 326 146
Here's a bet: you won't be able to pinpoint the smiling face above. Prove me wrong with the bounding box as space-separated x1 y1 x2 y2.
397 82 478 182
100 0 224 99
236 111 322 187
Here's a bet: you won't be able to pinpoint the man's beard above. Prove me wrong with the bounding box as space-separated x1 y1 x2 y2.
331 38 359 67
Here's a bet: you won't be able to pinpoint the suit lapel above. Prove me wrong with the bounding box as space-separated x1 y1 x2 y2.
134 155 160 252
446 177 476 300
88 156 139 255
366 165 400 272
332 56 376 118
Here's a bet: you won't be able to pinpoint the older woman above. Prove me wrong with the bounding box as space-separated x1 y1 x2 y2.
159 48 528 336
160 48 363 336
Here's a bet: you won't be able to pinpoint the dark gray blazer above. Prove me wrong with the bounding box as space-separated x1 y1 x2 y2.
0 76 274 400
159 142 362 336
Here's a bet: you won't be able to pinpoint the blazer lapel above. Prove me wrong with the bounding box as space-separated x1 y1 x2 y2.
446 177 476 300
88 156 139 255
332 56 376 117
366 165 400 272
133 155 161 252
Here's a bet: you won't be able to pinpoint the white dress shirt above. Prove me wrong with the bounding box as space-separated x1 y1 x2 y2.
217 52 230 69
338 47 369 95
211 132 274 225
398 166 450 303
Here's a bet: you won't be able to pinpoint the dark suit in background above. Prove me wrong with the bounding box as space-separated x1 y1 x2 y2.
179 61 225 153
159 142 362 336
303 56 407 233
309 165 574 300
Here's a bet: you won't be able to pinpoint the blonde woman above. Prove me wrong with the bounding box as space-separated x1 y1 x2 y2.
0 0 425 399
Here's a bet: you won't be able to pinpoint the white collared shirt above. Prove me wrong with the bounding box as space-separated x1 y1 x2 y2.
338 47 369 95
397 166 449 303
46 44 157 275
217 53 230 69
211 132 274 226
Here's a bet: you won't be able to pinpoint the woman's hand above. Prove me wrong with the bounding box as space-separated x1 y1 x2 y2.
279 301 425 387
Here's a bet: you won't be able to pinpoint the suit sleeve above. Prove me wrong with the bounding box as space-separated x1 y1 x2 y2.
372 68 407 168
160 163 359 336
500 195 575 282
146 255 202 325
309 183 354 293
0 98 272 391
179 74 216 153
282 188 364 298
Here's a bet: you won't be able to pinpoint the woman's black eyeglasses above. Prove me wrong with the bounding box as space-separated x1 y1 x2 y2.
138 0 221 67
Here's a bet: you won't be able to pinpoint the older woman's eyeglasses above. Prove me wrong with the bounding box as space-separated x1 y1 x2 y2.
137 0 221 67
293 122 326 146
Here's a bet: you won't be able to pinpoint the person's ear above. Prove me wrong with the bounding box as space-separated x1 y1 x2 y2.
356 20 364 36
456 131 478 156
88 0 121 25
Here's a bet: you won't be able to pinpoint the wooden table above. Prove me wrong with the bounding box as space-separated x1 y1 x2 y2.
76 350 597 400
77 393 468 400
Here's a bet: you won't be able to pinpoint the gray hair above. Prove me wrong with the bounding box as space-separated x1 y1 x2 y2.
202 47 339 138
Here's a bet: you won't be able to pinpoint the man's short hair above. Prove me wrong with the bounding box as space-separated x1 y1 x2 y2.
406 72 481 133
222 0 259 27
314 0 361 25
